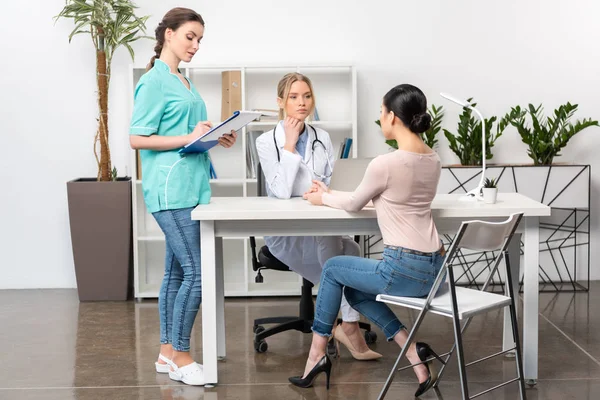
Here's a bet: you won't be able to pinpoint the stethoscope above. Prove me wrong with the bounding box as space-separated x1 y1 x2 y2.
273 123 332 179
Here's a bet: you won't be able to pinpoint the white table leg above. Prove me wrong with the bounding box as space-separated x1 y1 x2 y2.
523 217 539 384
216 237 226 360
503 233 521 353
201 220 218 385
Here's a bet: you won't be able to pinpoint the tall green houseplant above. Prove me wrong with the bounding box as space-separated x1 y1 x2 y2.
443 98 509 165
55 0 150 181
505 103 599 165
56 1 152 301
379 104 445 149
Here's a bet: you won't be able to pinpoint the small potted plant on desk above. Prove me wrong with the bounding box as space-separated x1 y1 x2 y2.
482 177 498 204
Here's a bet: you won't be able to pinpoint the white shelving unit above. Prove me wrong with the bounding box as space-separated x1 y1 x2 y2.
130 64 357 298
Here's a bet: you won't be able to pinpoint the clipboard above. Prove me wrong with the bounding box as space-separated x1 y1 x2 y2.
179 110 261 153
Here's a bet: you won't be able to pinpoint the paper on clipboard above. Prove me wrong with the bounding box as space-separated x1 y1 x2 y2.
179 110 261 153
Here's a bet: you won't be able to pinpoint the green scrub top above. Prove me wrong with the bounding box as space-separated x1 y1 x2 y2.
130 59 211 213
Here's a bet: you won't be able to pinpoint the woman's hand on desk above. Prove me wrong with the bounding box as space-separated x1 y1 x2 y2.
303 180 328 205
303 190 323 205
218 130 237 148
308 180 330 194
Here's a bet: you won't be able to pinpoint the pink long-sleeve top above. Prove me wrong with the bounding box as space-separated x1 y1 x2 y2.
322 150 442 252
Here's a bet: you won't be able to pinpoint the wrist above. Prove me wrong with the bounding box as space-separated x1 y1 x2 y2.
283 144 296 154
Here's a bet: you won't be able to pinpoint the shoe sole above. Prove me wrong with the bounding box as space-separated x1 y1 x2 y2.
168 371 205 386
155 362 170 374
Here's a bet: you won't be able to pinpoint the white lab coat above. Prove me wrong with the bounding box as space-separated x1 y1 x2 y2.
256 121 335 199
255 121 360 321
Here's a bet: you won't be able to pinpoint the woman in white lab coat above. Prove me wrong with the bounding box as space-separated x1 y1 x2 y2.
255 73 380 360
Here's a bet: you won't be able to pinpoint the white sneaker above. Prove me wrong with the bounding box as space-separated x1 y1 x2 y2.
155 354 172 374
169 362 205 386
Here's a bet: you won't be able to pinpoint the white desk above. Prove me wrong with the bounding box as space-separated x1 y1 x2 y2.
191 193 550 385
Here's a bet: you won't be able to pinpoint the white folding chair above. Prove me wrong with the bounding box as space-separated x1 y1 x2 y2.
375 213 526 400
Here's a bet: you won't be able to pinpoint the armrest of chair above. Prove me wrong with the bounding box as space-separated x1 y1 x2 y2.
249 234 293 275
249 236 261 271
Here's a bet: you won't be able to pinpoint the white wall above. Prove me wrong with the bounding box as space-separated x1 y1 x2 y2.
1 0 599 288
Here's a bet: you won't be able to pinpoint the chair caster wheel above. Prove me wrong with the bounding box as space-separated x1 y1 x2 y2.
253 325 265 334
254 340 268 353
365 331 377 344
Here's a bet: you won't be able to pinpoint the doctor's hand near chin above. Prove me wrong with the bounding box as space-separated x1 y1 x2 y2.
283 116 304 153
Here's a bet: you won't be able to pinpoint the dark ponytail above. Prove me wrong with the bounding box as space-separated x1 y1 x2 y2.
383 84 431 134
146 8 205 71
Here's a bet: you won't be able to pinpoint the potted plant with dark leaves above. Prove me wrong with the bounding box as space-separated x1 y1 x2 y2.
505 102 598 165
482 177 498 204
443 98 509 166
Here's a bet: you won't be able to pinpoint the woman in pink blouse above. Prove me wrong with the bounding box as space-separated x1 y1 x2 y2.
289 84 445 398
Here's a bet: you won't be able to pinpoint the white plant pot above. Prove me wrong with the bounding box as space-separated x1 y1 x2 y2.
482 188 498 204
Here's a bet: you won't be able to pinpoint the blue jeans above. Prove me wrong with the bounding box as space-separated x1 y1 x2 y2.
312 246 445 341
152 207 201 352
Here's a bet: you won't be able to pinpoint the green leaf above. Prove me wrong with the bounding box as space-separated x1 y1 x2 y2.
67 19 91 42
483 177 497 188
421 104 444 149
123 42 135 61
386 139 398 149
55 0 152 181
119 29 138 44
506 101 599 165
443 97 507 165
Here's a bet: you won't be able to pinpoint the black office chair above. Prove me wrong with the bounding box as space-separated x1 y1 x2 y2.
249 162 377 353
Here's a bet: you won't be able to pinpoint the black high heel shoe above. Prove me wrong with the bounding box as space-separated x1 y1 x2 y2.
288 354 332 390
414 342 444 397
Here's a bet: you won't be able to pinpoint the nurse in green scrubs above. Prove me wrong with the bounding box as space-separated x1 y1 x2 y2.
129 7 236 386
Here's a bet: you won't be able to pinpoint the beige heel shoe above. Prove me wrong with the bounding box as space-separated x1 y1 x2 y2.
333 324 383 361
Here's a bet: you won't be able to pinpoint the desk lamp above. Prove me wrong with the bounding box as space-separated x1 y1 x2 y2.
440 92 487 201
